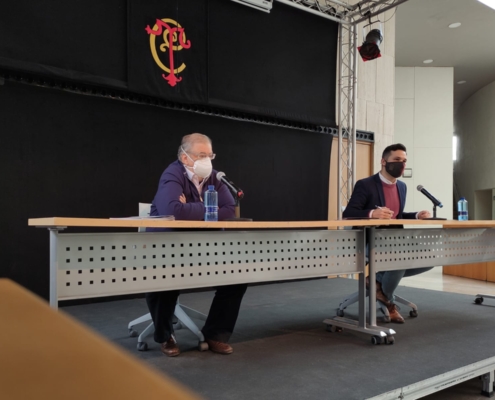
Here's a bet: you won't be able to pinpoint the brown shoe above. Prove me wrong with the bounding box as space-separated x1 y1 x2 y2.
160 335 180 357
205 339 233 355
366 276 391 306
387 303 405 324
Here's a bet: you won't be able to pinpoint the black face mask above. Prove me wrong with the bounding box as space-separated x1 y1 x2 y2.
385 161 405 178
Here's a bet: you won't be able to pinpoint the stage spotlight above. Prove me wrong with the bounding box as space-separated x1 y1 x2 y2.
358 29 383 62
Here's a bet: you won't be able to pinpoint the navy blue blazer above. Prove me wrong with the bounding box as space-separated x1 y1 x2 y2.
342 173 417 219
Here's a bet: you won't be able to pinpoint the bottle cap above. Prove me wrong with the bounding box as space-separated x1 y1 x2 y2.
208 185 215 190
460 197 465 200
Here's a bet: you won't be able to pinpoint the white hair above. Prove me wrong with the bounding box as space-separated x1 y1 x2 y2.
177 133 212 159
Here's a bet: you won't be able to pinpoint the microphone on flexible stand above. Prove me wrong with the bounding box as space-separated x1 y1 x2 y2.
216 172 244 201
416 185 446 220
216 172 252 221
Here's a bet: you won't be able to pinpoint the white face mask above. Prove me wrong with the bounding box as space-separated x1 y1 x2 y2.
182 148 213 179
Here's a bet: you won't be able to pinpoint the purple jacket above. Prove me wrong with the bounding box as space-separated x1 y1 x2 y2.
149 160 235 227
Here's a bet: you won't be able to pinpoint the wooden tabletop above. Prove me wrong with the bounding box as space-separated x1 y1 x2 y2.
27 217 471 230
0 279 200 400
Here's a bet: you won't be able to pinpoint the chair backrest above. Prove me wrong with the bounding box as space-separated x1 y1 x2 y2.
138 203 152 232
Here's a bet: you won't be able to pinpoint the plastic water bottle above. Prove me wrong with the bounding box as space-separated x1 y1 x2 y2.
457 197 468 221
204 185 218 222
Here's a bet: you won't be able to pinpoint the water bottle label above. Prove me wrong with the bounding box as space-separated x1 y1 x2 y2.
205 206 218 213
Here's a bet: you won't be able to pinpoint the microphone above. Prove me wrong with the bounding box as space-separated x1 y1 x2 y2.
216 172 244 200
417 185 443 208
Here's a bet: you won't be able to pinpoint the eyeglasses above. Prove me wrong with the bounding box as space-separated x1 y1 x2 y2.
188 152 216 160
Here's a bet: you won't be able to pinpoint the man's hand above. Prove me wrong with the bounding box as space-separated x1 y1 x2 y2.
179 193 187 204
371 207 394 219
417 210 431 219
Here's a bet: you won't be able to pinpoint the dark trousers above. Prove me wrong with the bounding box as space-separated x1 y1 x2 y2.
145 284 248 344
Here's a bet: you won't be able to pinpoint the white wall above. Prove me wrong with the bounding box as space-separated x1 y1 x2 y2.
455 80 495 220
395 67 454 218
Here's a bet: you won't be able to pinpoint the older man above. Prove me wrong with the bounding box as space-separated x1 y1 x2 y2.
146 133 247 356
343 143 433 323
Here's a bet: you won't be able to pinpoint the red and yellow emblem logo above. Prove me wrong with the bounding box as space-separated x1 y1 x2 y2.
145 18 191 87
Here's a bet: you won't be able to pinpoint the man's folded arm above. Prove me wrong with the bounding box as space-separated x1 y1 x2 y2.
154 176 205 220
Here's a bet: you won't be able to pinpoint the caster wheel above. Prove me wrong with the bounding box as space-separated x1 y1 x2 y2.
475 297 484 305
198 341 209 351
371 336 382 345
327 325 343 333
137 342 148 351
386 335 395 345
410 309 418 318
337 309 345 317
129 329 138 338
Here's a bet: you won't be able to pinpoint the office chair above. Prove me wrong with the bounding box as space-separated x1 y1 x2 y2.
128 203 208 351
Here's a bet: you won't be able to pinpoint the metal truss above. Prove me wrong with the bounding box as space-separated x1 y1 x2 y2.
276 0 353 24
336 20 358 217
276 0 409 218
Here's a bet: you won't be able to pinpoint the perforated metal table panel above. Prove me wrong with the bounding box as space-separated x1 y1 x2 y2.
54 229 365 302
370 228 495 271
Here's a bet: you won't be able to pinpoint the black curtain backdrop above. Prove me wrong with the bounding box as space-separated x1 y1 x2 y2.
208 0 338 126
0 0 127 88
0 0 337 126
0 81 332 299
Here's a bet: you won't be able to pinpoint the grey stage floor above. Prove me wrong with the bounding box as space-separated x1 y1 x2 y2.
63 278 495 400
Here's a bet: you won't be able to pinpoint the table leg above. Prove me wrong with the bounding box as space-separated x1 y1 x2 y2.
358 227 367 329
368 226 377 327
49 228 59 309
